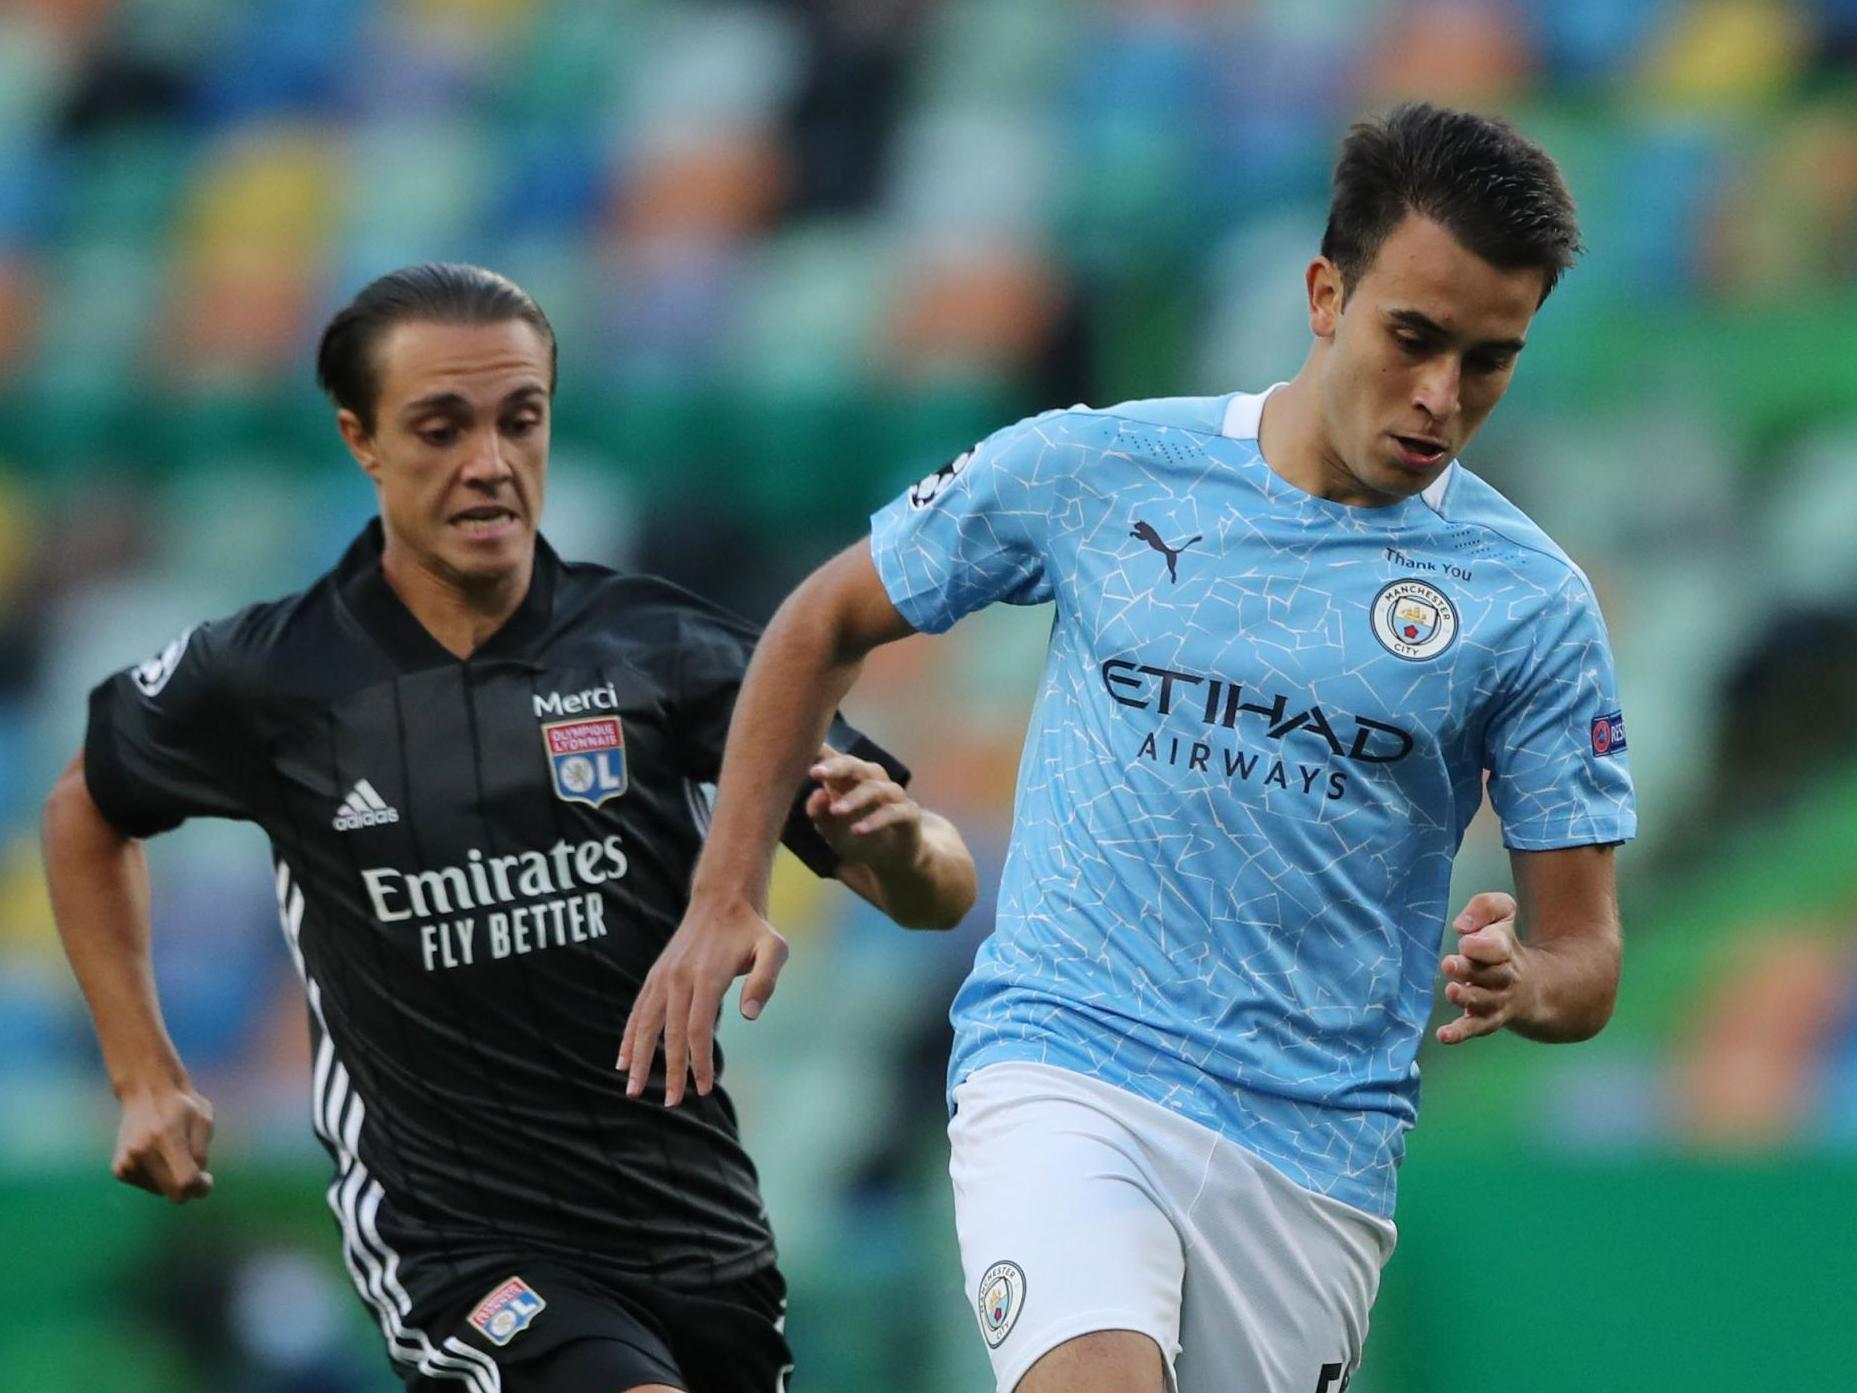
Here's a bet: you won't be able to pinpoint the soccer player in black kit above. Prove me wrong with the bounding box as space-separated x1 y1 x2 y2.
42 264 979 1393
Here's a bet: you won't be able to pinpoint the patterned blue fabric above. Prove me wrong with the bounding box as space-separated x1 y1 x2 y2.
870 391 1636 1217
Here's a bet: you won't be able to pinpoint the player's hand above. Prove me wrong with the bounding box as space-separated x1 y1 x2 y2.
113 1084 215 1203
805 744 924 877
1436 892 1535 1045
619 897 789 1106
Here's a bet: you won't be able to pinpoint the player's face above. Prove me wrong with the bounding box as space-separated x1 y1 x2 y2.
1309 213 1544 506
340 318 553 589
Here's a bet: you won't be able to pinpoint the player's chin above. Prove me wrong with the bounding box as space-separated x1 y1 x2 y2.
442 519 533 575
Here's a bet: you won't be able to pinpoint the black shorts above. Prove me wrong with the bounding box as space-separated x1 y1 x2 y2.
397 1259 791 1393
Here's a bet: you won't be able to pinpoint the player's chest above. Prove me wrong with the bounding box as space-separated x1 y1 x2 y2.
263 657 684 842
1065 502 1508 748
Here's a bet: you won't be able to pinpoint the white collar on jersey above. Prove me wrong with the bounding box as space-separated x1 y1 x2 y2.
1220 384 1456 513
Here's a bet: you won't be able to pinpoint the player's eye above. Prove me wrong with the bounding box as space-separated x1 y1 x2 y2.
418 424 459 447
1466 352 1514 375
1391 329 1428 355
504 414 541 438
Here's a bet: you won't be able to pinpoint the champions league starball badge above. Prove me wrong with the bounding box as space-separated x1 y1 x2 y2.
1370 580 1459 661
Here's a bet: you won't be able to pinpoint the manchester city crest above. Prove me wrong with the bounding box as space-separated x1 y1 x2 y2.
978 1260 1026 1349
542 716 628 807
1370 580 1459 661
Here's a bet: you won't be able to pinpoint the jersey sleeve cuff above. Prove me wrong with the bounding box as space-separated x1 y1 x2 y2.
1500 814 1637 851
867 514 956 636
84 680 182 839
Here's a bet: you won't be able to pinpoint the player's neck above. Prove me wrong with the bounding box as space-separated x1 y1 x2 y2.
379 538 534 660
1257 368 1392 509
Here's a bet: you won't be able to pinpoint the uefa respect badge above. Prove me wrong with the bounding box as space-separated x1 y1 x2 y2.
468 1276 546 1347
542 717 628 807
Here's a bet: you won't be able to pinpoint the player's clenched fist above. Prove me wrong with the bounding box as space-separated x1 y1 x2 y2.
1435 892 1535 1045
805 745 924 874
113 1084 215 1203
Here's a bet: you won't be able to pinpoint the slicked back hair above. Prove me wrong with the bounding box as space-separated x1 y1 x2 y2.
1321 103 1582 306
316 263 558 433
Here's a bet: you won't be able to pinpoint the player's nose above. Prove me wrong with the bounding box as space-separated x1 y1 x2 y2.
457 425 516 484
1413 357 1461 423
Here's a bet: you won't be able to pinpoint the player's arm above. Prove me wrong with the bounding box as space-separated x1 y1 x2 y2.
621 540 917 1102
41 751 214 1201
806 745 976 930
1436 843 1621 1045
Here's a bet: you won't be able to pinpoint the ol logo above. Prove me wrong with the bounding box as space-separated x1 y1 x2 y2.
542 717 628 807
977 1260 1026 1348
1370 580 1459 661
467 1276 546 1347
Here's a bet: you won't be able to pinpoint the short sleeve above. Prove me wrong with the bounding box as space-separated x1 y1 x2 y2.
868 409 1068 634
84 621 256 838
668 597 912 879
1482 572 1637 850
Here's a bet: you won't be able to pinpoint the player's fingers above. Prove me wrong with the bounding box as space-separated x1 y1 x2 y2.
1444 981 1504 1014
828 781 894 819
186 1103 215 1162
1436 1010 1502 1045
155 1131 208 1203
1453 893 1516 933
113 1149 163 1196
1441 953 1514 987
661 980 694 1107
621 984 666 1095
688 990 721 1099
1456 929 1515 966
740 932 789 1023
850 801 918 837
805 787 833 821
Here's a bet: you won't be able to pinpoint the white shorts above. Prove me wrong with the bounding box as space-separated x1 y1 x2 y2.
949 1062 1396 1393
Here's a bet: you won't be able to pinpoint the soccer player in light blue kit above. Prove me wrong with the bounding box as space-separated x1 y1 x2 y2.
623 104 1634 1393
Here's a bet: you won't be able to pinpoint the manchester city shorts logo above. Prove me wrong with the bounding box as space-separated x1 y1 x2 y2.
467 1276 546 1347
1370 580 1459 661
977 1260 1026 1348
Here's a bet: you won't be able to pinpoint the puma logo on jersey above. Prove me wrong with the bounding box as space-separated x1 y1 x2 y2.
333 779 400 831
1130 520 1202 583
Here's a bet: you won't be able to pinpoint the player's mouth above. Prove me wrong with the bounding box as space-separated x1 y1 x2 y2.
448 505 521 541
1389 434 1450 472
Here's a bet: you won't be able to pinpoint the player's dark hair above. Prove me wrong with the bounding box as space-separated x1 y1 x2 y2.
1321 102 1581 305
315 262 558 433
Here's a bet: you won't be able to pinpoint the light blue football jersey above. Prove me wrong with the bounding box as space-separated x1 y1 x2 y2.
869 390 1636 1218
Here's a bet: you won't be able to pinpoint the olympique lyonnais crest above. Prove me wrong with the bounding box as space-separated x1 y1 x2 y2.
1370 579 1459 661
468 1276 546 1347
542 716 628 807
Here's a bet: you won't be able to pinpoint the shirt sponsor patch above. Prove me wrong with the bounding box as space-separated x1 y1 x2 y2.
1591 711 1627 757
468 1276 546 1347
542 717 628 807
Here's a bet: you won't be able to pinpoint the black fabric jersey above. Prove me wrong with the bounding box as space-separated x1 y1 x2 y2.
85 522 904 1314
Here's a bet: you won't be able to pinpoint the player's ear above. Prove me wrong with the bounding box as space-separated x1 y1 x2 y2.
1307 256 1344 341
337 408 382 481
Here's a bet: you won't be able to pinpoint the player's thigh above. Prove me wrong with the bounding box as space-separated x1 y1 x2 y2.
950 1063 1186 1393
636 1265 794 1393
406 1266 686 1393
1172 1141 1394 1393
1018 1329 1168 1393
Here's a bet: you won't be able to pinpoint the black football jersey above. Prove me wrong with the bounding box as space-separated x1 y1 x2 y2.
84 521 905 1297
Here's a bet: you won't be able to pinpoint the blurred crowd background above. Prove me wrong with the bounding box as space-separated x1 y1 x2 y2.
3 0 1856 1389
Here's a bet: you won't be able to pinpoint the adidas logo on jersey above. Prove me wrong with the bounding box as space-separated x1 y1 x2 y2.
333 780 400 831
